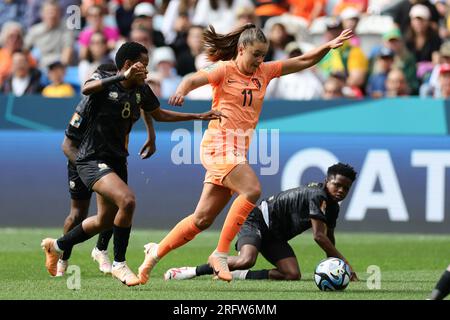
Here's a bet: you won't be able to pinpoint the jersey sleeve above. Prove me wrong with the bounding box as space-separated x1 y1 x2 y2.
141 85 160 112
65 112 85 143
64 98 90 143
198 61 226 86
261 61 282 83
309 192 328 223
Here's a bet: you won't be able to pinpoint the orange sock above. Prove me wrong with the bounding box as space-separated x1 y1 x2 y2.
156 214 201 258
216 195 255 253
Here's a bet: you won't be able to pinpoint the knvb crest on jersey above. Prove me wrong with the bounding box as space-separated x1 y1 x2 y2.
251 78 262 90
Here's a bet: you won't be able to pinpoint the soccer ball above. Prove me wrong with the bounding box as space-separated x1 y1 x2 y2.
314 257 351 291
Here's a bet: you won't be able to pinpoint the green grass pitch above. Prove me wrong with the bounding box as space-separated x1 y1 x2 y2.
0 228 449 300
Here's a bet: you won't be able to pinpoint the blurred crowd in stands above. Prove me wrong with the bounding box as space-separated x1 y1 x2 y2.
2 0 450 100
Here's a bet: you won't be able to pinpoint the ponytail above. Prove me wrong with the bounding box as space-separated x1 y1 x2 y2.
203 23 267 62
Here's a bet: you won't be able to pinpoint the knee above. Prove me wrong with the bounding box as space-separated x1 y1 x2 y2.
193 214 214 230
242 185 261 203
120 194 136 213
236 255 257 270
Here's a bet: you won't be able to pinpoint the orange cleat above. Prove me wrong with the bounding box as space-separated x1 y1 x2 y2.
138 243 159 284
208 250 232 282
111 262 140 287
41 238 60 277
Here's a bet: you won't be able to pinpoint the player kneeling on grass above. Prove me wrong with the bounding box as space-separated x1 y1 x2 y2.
165 163 359 282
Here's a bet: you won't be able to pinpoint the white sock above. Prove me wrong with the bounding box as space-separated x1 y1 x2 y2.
231 270 249 280
53 241 63 253
112 261 126 268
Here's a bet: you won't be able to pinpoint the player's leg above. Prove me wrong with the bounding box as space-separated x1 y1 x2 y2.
429 264 450 300
163 207 264 281
231 239 299 281
138 183 232 284
164 244 260 281
88 171 140 286
56 163 92 276
210 163 261 281
56 198 90 276
263 241 300 280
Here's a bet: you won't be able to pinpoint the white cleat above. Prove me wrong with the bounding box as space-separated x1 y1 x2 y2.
138 243 159 284
164 267 197 280
91 247 112 274
56 259 69 277
111 262 140 287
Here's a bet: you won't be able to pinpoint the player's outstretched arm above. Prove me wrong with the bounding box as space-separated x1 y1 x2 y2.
150 107 227 122
280 29 353 76
82 62 147 95
168 72 209 106
311 218 358 281
61 136 79 165
139 110 156 159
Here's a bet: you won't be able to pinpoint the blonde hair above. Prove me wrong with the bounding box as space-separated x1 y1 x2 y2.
203 23 267 62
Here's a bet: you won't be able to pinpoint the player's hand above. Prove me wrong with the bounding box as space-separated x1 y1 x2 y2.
197 110 227 121
124 62 147 81
139 139 156 159
168 93 185 106
328 29 353 49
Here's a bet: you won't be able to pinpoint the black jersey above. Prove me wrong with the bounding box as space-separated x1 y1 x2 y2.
65 96 90 145
76 69 160 162
263 183 340 241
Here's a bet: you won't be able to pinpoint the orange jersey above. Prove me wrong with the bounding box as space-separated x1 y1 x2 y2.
199 60 282 133
198 60 282 186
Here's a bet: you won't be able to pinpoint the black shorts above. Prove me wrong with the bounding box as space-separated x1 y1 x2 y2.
235 207 296 266
67 161 92 200
76 159 128 190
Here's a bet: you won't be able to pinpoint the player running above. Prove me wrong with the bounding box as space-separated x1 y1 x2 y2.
41 42 224 286
137 23 354 283
56 64 155 277
164 163 359 282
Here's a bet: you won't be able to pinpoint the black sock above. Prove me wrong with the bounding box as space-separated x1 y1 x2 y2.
245 269 270 280
113 225 131 263
96 229 113 251
61 245 73 260
196 264 214 276
56 224 93 251
430 270 450 300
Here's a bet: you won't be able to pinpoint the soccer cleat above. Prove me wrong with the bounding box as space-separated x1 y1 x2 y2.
91 247 112 274
56 259 69 277
164 267 196 280
208 250 232 282
111 262 140 287
41 238 60 277
138 243 159 284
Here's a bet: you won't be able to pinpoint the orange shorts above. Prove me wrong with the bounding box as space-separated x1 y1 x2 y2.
200 129 249 186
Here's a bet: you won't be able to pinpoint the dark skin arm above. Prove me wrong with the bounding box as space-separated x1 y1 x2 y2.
311 218 358 281
61 136 79 165
149 107 226 122
139 109 156 159
81 62 147 96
